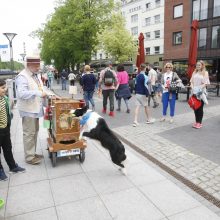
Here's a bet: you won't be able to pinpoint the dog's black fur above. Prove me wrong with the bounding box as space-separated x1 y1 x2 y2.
73 107 127 168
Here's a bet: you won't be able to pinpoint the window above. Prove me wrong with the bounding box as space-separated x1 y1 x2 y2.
131 14 138 23
145 47 150 55
155 0 161 7
212 26 220 48
154 15 160 24
173 32 182 45
131 26 138 36
146 2 151 10
145 17 151 26
198 28 207 49
154 46 160 54
154 30 160 38
213 0 220 17
145 32 151 40
174 4 183 18
99 54 102 59
193 0 208 20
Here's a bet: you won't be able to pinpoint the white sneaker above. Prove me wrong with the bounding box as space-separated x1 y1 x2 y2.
132 121 139 127
146 118 155 124
160 117 166 122
169 118 174 124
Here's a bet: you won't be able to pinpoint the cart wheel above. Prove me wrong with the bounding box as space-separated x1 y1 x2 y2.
48 149 52 159
79 150 85 163
52 152 57 167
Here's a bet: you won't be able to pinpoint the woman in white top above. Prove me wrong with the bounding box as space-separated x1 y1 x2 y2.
190 60 210 129
160 63 181 123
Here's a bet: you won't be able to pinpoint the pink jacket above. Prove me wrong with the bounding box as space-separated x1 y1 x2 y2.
117 71 129 85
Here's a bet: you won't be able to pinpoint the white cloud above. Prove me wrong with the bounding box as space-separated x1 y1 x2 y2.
0 0 55 61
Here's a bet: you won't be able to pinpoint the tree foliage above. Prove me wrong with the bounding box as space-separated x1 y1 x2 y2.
35 0 114 71
99 13 137 63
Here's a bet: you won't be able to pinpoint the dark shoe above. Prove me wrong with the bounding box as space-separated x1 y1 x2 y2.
109 111 114 117
26 157 41 165
126 109 130 113
35 154 44 159
9 164 26 174
0 169 8 181
153 103 159 108
116 108 121 111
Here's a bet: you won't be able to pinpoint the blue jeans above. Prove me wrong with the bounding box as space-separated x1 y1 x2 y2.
83 90 95 109
61 78 67 90
162 92 176 117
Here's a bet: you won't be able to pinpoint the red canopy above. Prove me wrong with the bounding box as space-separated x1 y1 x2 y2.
136 33 145 72
187 20 199 79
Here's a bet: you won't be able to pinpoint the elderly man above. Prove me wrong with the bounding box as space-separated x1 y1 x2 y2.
15 56 47 165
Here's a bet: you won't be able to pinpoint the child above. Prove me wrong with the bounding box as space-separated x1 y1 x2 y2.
0 79 25 181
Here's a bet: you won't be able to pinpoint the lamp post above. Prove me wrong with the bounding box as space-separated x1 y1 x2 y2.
3 32 17 78
20 53 26 61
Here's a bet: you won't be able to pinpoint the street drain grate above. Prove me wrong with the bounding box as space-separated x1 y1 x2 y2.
116 133 220 208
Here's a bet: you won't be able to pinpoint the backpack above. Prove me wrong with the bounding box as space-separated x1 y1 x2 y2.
103 69 115 86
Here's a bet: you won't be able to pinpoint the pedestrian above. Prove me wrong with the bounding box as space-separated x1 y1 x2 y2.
47 69 54 89
98 61 118 117
15 56 48 165
160 63 181 124
0 79 25 181
115 64 131 113
81 65 96 110
148 64 159 108
133 63 155 127
61 69 68 90
68 71 76 86
190 60 210 129
155 67 163 98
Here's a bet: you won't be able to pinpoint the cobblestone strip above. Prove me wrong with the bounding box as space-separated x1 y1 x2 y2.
114 123 220 202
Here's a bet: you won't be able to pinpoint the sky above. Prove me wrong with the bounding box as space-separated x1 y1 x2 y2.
0 0 56 62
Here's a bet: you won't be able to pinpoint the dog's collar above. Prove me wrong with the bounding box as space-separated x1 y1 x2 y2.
80 111 92 126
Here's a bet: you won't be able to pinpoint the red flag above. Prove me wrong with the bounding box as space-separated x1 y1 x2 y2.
136 33 145 72
187 20 199 79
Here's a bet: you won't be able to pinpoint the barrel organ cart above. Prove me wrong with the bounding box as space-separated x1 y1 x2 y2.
46 98 86 167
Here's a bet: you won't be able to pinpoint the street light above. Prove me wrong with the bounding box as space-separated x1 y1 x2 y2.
20 53 26 61
3 32 17 78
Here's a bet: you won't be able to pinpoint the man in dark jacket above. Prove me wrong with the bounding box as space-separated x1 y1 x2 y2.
61 69 68 90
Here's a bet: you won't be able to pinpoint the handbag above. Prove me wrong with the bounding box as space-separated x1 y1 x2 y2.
168 73 179 93
188 95 202 110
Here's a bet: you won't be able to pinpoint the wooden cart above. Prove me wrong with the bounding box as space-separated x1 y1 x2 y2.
46 98 86 167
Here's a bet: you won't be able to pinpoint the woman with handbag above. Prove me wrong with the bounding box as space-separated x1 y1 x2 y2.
190 60 210 129
160 63 181 123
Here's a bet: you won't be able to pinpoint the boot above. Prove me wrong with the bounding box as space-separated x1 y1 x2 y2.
109 111 114 117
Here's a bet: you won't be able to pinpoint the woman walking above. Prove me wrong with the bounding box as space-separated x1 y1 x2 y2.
115 64 131 113
81 65 96 110
160 63 181 123
190 60 210 129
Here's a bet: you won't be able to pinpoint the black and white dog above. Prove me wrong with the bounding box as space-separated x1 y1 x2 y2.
72 106 127 174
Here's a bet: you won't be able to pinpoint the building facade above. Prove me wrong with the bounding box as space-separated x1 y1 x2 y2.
164 0 220 82
121 0 165 67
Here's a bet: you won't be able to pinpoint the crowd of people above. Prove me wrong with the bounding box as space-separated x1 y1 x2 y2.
0 56 210 182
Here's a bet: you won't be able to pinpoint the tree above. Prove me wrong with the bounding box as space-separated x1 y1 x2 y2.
34 0 114 71
99 13 137 63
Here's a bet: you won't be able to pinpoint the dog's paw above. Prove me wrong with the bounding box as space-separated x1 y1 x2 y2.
120 168 127 176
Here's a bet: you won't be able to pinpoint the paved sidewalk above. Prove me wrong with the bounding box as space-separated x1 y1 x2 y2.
0 107 220 219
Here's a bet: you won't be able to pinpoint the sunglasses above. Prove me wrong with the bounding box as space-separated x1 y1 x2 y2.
166 66 172 68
